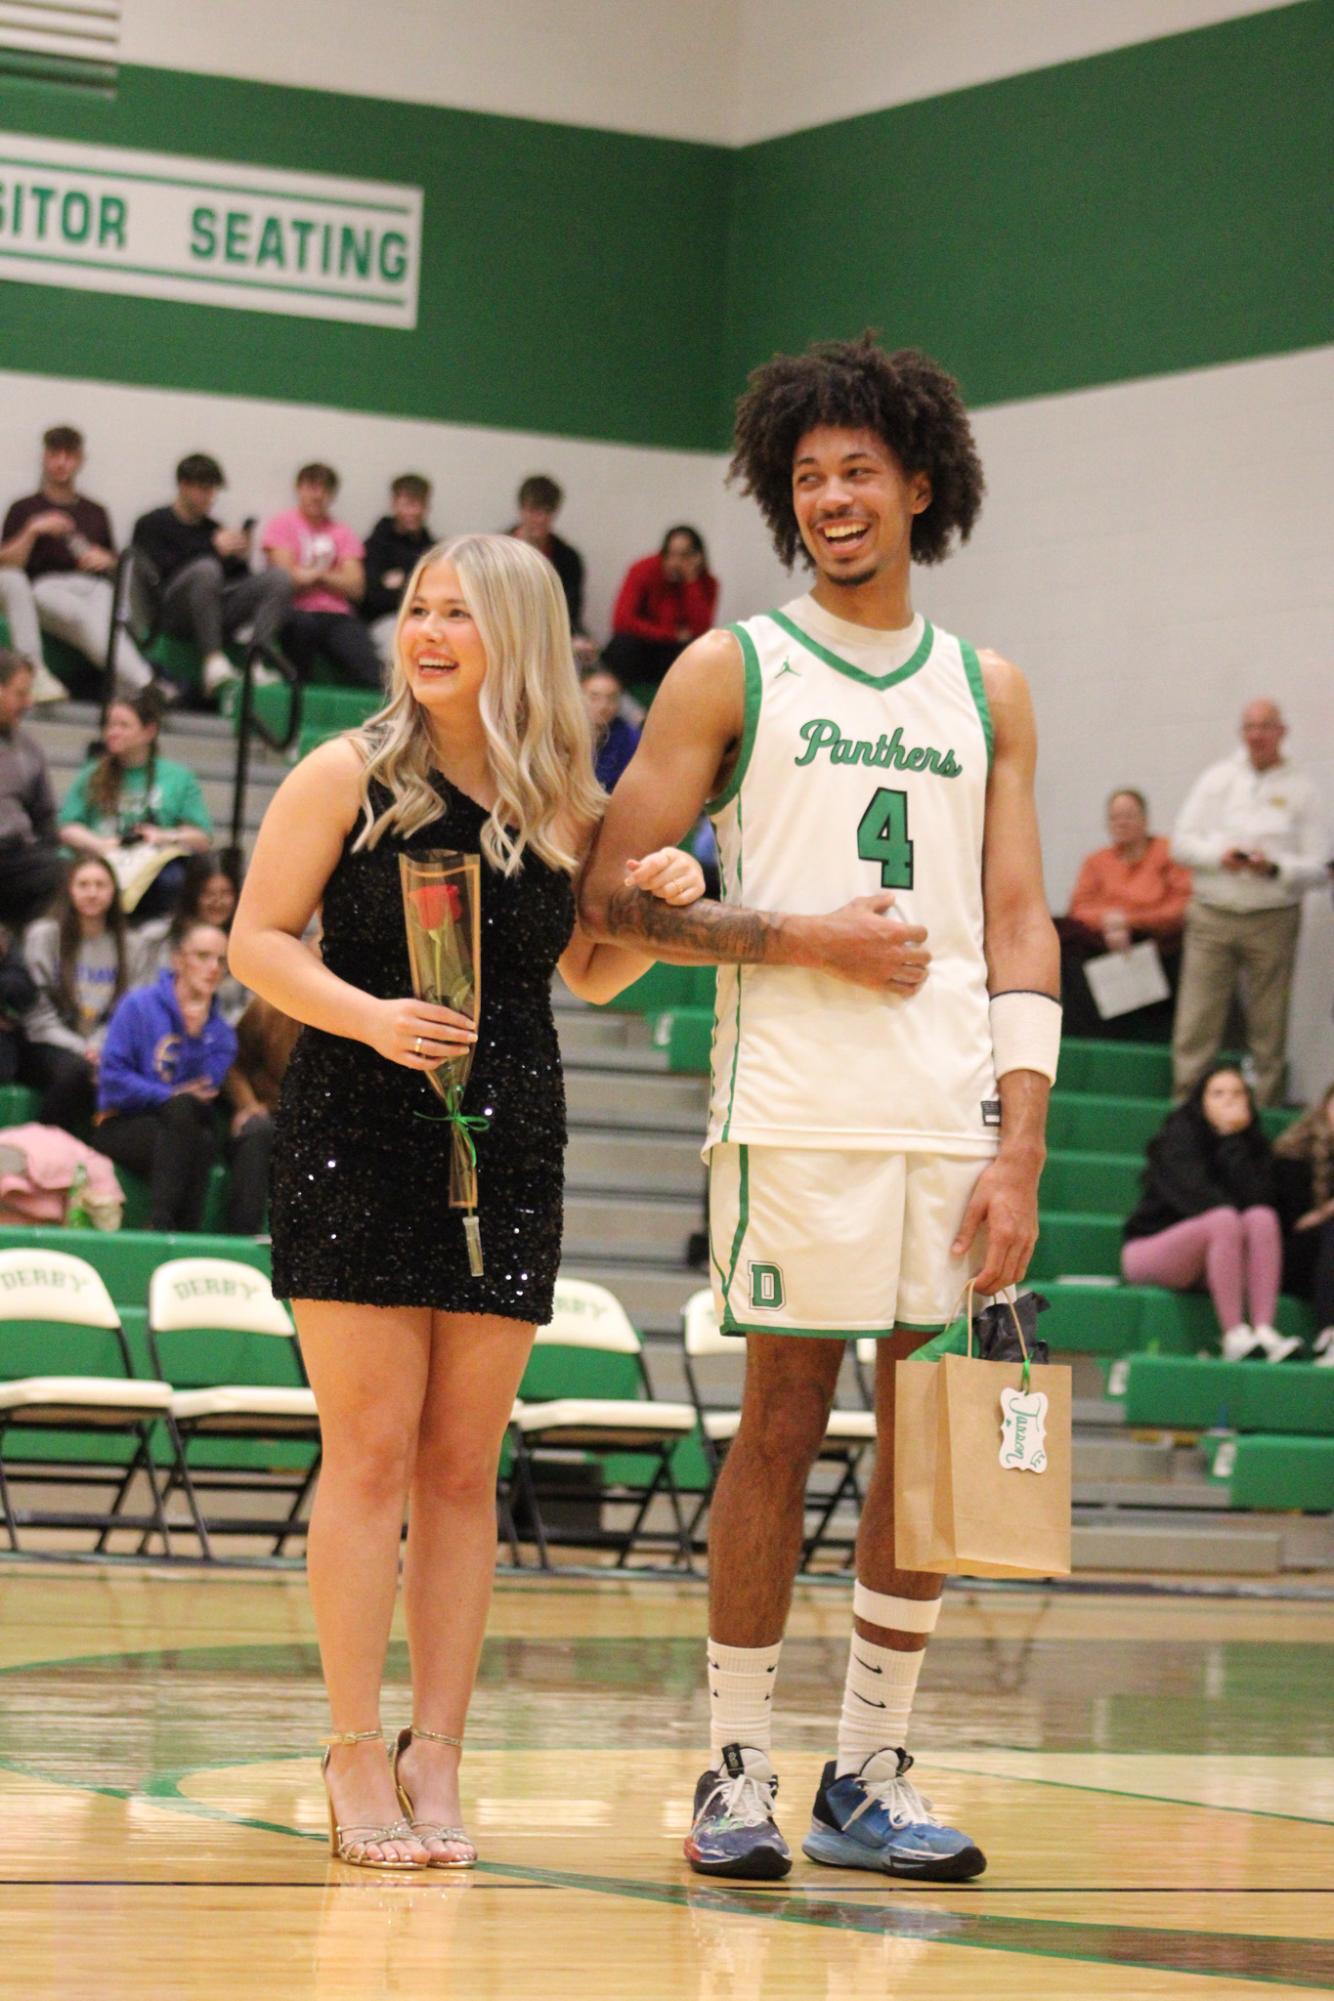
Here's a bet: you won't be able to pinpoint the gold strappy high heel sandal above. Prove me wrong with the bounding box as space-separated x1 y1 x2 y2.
321 1728 425 1870
392 1725 477 1869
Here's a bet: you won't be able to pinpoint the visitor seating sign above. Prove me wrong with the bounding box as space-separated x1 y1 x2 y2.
0 133 423 328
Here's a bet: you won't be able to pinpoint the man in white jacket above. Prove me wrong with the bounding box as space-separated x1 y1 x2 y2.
1171 699 1327 1105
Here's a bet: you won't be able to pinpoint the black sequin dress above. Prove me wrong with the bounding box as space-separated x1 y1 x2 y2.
269 775 575 1322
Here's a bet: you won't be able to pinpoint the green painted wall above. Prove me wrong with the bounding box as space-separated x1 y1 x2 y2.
2 4 1329 449
0 64 732 451
724 3 1332 419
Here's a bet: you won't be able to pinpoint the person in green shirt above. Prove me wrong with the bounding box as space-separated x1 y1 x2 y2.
59 688 211 922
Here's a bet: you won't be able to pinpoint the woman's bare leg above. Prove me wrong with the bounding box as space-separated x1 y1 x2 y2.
399 1311 536 1857
296 1298 432 1865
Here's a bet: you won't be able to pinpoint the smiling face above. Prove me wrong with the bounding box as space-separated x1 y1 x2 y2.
69 860 115 923
194 870 236 928
1107 792 1148 851
397 557 488 718
792 425 931 590
103 701 156 765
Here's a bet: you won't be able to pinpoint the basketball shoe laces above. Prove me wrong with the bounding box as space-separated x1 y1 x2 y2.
700 1768 777 1830
847 1753 938 1832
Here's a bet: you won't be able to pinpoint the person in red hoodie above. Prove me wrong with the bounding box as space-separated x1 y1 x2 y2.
604 526 718 695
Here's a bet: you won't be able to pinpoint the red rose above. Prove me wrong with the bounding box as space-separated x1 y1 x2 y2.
410 881 463 931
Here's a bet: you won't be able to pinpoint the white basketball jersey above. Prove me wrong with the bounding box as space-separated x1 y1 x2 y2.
705 593 999 1158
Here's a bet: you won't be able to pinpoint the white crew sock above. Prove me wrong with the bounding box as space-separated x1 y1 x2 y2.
836 1635 925 1777
707 1638 783 1761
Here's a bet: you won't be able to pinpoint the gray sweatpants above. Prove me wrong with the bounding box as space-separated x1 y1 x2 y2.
32 571 152 690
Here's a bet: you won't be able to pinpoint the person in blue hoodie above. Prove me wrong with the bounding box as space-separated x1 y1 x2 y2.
94 918 271 1232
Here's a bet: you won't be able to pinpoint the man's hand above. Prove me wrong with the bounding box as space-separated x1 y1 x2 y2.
77 545 116 574
213 527 250 559
800 893 930 995
1102 908 1131 953
952 1151 1041 1295
173 1077 218 1101
29 510 75 538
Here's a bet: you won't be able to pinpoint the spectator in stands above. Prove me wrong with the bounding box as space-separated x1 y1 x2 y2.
223 986 305 1225
1171 700 1327 1106
0 652 62 928
604 526 718 694
0 922 37 1085
0 425 156 699
59 689 212 923
263 464 382 689
19 854 129 1132
1057 788 1192 1038
94 920 269 1233
138 853 249 1024
363 474 434 663
1273 1083 1334 1365
509 475 595 662
133 453 292 704
1121 1064 1297 1363
581 663 639 793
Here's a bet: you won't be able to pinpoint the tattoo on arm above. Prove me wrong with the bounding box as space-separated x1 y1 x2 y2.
602 885 779 965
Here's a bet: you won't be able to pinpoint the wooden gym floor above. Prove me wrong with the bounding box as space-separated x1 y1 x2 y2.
0 1564 1331 1997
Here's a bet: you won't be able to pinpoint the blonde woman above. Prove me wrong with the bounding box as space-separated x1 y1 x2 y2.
230 534 702 1871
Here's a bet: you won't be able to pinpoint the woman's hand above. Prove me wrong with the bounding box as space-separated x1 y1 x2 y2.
1295 1199 1334 1233
625 847 706 907
364 996 478 1072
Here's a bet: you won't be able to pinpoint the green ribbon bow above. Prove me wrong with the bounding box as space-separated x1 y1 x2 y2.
413 1082 490 1167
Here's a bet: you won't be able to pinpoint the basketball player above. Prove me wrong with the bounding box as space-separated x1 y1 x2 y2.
580 337 1060 1881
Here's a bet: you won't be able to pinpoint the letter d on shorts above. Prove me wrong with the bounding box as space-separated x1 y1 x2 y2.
748 1261 786 1311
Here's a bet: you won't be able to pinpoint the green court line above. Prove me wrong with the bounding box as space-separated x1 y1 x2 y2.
3 1739 1332 1985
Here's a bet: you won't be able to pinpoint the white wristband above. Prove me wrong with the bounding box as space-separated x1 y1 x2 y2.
989 990 1061 1085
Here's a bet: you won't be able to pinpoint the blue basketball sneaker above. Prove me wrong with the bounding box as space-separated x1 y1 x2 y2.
684 1744 792 1880
802 1748 986 1881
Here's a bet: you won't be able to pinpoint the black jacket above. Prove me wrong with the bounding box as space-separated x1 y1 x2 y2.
361 518 434 623
1124 1097 1276 1242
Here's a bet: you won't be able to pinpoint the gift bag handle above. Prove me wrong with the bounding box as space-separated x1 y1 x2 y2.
954 1280 1032 1389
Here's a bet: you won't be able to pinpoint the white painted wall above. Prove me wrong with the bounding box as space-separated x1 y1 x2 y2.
118 0 1293 144
730 0 1301 143
119 0 740 144
715 345 1334 1096
7 346 1328 1089
0 370 725 650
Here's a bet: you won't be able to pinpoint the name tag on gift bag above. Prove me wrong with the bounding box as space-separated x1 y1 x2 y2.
895 1285 1071 1579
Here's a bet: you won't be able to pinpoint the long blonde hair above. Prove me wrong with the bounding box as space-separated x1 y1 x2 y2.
1274 1081 1334 1209
351 533 604 874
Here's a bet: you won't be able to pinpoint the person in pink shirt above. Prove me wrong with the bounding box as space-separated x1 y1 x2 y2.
263 464 383 689
1058 787 1192 1038
604 525 719 696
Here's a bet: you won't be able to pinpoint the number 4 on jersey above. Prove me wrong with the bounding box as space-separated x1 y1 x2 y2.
856 786 914 889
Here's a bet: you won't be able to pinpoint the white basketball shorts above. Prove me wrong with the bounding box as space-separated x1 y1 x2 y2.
707 1141 991 1339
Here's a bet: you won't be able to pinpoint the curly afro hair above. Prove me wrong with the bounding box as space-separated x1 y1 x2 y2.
728 334 985 570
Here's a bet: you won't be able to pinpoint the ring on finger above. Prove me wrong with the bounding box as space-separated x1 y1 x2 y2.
413 1035 423 1056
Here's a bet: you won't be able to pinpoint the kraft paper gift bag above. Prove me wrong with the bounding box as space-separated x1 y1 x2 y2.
895 1289 1071 1580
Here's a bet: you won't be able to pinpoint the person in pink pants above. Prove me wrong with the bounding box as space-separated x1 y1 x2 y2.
1121 1065 1298 1361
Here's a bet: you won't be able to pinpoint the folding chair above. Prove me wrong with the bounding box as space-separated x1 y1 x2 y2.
148 1257 320 1561
0 1247 195 1555
680 1288 876 1567
508 1278 698 1571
